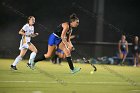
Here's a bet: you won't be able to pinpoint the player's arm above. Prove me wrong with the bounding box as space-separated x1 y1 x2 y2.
19 29 26 35
70 35 76 40
118 41 121 53
61 23 69 47
30 33 39 37
19 29 38 37
67 32 74 51
126 41 129 53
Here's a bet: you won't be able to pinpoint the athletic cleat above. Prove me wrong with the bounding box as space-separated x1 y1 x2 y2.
133 64 136 67
120 61 124 66
10 65 18 70
27 63 31 68
71 67 81 74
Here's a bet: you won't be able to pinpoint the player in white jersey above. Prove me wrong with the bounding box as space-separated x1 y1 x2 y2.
11 16 39 70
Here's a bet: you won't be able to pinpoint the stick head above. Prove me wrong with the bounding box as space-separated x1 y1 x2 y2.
91 64 97 72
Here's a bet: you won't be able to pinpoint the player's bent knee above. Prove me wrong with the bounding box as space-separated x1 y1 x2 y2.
44 54 51 58
65 53 71 57
58 55 64 58
19 54 25 58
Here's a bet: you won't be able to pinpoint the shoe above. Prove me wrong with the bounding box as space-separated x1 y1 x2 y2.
27 63 31 68
120 61 124 66
71 67 81 74
11 65 17 70
133 64 136 67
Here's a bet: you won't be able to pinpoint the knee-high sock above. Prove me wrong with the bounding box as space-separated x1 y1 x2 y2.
12 55 22 66
54 54 58 64
29 52 36 64
66 57 74 70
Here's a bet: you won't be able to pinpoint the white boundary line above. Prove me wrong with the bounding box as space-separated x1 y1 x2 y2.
0 81 139 85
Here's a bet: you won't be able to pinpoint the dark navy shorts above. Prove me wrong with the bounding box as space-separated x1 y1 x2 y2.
121 50 127 55
56 48 64 54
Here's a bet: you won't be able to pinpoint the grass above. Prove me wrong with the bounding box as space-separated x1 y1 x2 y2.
0 59 140 93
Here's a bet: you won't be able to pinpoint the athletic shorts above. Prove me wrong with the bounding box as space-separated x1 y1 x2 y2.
48 33 62 46
121 50 127 55
19 41 31 50
56 48 64 54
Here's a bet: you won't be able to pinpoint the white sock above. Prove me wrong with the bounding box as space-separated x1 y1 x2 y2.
12 55 22 66
29 52 36 64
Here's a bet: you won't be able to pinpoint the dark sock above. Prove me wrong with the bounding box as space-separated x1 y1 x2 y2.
59 58 62 64
50 54 56 64
119 59 123 64
54 55 58 64
34 54 46 63
66 57 74 70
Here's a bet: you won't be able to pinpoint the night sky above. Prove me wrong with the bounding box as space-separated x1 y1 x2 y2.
0 0 140 58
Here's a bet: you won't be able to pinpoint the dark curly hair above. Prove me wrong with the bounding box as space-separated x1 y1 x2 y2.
69 13 79 23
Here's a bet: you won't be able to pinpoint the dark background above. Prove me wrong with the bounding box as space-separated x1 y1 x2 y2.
0 0 140 59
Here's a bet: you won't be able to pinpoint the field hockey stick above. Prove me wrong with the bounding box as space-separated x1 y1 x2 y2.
73 50 97 71
30 33 39 37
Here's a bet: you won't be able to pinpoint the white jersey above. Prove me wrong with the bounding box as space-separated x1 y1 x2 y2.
19 24 34 50
22 23 34 43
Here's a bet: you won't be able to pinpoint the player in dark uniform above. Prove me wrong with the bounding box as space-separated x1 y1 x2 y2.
31 13 81 73
118 35 128 65
51 35 77 64
132 36 140 67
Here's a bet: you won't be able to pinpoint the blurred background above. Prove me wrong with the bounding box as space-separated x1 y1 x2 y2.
0 0 140 62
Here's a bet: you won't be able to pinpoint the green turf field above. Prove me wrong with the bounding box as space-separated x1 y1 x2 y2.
0 59 140 93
